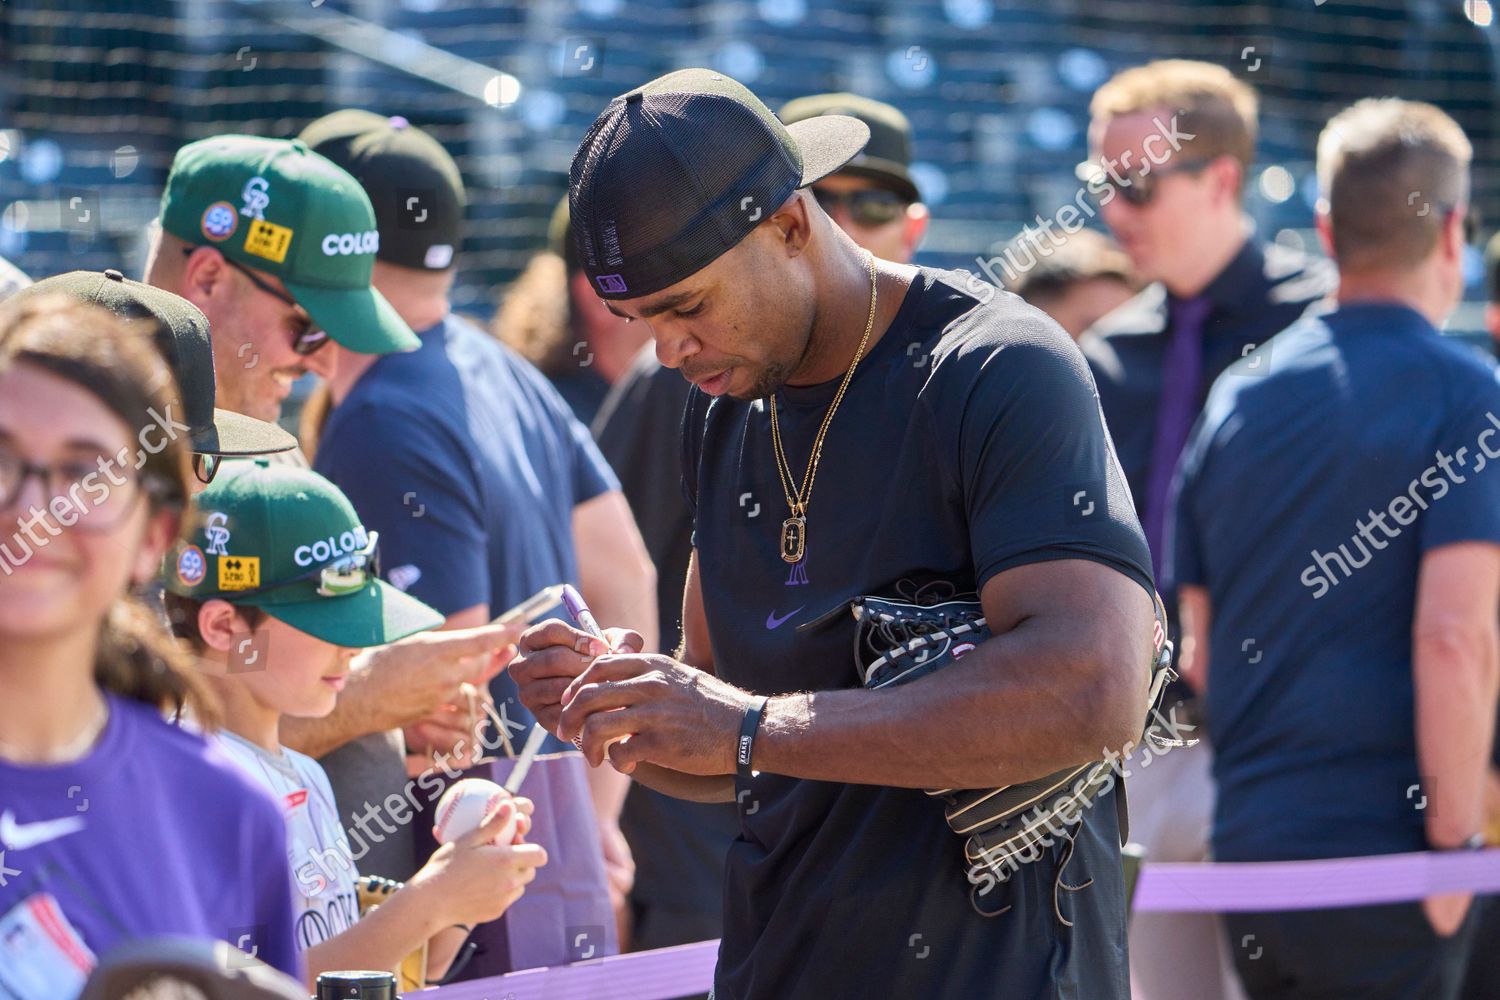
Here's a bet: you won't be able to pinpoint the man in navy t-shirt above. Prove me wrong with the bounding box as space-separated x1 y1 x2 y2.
1170 99 1498 999
512 69 1159 999
301 111 657 976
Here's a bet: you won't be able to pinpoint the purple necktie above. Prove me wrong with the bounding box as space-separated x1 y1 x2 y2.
1143 295 1212 583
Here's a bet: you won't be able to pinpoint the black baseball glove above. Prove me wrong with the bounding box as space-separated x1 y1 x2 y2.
851 585 1185 918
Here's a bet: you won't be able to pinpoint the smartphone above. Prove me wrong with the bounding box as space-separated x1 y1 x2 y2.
491 583 566 626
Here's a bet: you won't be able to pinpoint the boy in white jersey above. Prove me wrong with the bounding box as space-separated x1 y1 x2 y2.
163 460 546 989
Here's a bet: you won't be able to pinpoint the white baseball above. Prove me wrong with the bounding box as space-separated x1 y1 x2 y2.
433 778 512 845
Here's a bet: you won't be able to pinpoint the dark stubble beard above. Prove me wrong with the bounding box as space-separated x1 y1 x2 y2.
739 357 797 401
739 314 818 401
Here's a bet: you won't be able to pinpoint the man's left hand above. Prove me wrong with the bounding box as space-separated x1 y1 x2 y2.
558 653 753 776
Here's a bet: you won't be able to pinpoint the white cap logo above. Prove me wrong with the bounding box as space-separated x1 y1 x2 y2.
204 511 232 556
293 526 370 567
240 176 270 220
321 230 380 256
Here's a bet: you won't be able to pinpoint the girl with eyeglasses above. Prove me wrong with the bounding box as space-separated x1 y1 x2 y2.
0 295 300 998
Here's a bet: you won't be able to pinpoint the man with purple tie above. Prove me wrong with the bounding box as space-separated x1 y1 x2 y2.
1077 60 1334 1000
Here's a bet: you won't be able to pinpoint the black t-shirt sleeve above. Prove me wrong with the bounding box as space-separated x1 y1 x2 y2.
924 308 1153 594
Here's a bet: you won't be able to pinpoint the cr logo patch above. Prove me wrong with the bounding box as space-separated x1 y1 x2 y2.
240 176 270 219
205 511 232 556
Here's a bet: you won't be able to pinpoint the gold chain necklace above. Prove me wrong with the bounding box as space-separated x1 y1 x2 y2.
769 252 878 564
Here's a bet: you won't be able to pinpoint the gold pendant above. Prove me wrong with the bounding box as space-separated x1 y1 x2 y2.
780 516 806 564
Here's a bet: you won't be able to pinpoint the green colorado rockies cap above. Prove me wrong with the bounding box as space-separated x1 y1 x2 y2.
164 460 443 647
158 135 419 355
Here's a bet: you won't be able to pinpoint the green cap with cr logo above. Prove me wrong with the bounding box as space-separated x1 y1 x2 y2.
158 135 419 355
164 460 442 647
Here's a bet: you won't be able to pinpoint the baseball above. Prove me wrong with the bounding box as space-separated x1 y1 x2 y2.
433 778 512 845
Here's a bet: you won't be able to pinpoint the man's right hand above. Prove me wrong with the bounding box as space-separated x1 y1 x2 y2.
411 797 548 930
508 620 644 735
356 621 525 733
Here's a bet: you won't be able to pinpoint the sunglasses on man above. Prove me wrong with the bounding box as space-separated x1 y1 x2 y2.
1083 158 1215 208
811 187 911 228
181 247 329 355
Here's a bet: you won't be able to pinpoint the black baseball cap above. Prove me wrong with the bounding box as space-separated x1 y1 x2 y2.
11 270 296 457
780 93 920 203
569 68 871 301
299 110 466 272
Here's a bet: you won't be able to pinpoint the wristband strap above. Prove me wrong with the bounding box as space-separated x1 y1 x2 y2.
737 696 769 780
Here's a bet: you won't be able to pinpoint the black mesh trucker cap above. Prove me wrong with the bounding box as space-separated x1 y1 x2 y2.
568 68 871 301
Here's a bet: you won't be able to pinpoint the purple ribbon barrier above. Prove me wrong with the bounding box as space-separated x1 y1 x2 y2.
420 939 718 999
1134 848 1500 912
417 850 1500 996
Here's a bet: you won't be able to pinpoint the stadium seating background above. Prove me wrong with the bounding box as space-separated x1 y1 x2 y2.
1 0 1496 329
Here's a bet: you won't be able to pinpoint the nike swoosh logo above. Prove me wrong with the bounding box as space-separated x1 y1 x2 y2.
765 607 805 630
0 809 86 851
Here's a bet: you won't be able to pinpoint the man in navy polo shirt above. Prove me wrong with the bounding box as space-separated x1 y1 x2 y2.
1171 99 1498 999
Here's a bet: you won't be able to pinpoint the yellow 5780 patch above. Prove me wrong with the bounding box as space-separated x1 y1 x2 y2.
218 555 261 591
243 219 293 263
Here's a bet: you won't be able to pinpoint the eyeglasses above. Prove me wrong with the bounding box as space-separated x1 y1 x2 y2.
0 445 173 532
254 531 380 598
192 452 220 486
811 187 910 228
1085 158 1215 208
182 247 329 355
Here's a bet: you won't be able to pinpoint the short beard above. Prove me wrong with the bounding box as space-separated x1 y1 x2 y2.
740 359 796 400
741 315 817 400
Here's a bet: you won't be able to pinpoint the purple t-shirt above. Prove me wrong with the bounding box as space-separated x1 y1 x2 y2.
0 694 301 988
